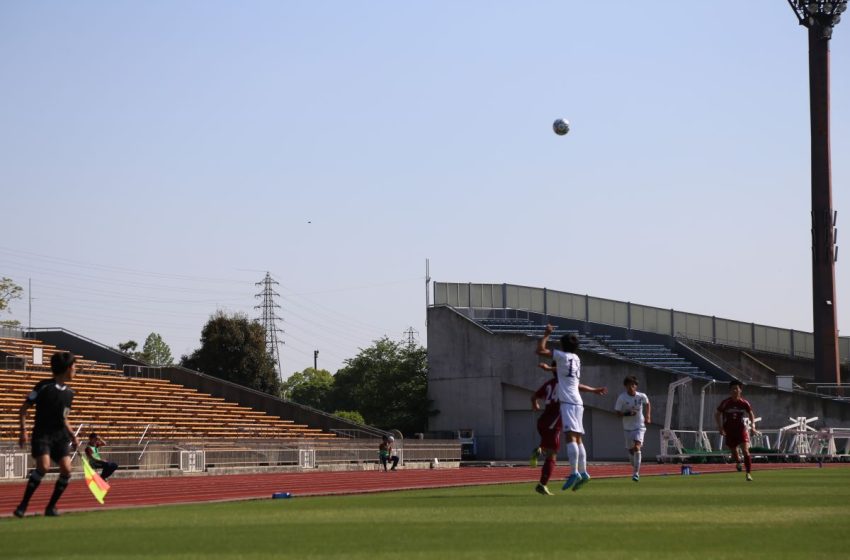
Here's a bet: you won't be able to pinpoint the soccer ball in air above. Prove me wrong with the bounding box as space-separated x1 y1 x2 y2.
552 118 570 136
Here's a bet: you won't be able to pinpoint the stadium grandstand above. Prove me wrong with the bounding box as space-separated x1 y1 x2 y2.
0 331 460 479
427 282 850 462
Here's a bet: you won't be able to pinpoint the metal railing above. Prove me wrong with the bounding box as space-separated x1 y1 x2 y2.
122 365 164 379
0 439 462 478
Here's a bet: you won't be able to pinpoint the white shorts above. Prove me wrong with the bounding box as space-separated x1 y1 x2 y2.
559 403 584 434
624 428 646 448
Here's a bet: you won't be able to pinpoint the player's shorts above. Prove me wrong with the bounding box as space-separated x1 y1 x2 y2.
623 428 646 448
537 415 562 452
31 431 71 463
559 402 584 434
725 429 749 450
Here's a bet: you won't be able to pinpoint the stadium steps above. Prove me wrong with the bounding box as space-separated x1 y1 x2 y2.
0 336 337 443
473 320 714 379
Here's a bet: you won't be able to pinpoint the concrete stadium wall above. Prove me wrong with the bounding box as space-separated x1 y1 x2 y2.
427 306 850 461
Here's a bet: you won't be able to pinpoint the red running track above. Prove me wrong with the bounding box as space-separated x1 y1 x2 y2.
0 462 839 518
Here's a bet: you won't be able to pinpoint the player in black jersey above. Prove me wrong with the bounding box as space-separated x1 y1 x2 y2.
13 351 79 517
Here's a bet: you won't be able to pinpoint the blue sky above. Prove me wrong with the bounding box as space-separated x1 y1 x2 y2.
1 1 848 376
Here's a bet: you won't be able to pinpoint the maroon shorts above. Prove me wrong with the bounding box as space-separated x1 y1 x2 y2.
537 418 562 452
725 429 749 450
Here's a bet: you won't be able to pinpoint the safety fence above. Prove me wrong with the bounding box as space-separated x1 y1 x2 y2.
0 439 462 479
658 426 850 463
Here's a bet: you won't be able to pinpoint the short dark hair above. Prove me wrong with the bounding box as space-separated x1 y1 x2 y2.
50 352 75 375
729 380 744 389
560 333 579 353
624 375 639 386
88 432 98 440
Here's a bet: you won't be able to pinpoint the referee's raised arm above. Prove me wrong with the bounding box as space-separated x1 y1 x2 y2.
536 324 555 357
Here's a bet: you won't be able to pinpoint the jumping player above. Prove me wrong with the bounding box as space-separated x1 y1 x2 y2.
530 361 561 496
614 375 651 481
14 351 79 517
536 324 607 492
714 380 758 481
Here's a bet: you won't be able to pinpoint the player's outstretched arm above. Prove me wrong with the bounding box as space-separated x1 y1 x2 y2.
536 324 555 357
645 401 652 425
579 384 607 396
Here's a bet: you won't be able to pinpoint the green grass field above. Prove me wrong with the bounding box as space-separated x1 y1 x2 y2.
1 469 848 560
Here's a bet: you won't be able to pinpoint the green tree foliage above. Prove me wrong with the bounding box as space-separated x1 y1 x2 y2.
332 410 365 425
0 277 23 327
330 337 435 434
280 367 333 409
181 311 280 395
117 340 139 355
139 332 174 366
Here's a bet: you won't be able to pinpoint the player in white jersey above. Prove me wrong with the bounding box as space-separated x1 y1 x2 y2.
614 375 651 482
536 324 607 492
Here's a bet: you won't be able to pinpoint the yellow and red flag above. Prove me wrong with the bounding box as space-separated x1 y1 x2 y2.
80 455 110 504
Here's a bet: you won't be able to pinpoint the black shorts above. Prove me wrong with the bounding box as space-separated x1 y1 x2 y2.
31 432 72 463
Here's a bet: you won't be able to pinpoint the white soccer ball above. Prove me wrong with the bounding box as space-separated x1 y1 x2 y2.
552 118 570 136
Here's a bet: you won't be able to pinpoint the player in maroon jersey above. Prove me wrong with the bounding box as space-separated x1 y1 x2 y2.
714 380 758 481
530 362 562 495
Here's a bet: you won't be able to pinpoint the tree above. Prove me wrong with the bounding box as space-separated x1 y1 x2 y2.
139 332 174 366
333 410 365 425
0 277 23 327
117 340 139 355
330 337 436 434
181 311 280 395
280 367 333 409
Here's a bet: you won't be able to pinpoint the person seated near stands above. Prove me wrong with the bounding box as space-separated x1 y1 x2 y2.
85 432 118 480
379 435 399 471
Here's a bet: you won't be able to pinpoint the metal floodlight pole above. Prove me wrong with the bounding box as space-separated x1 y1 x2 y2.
787 0 847 385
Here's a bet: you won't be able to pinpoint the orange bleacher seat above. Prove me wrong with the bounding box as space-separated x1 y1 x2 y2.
1 341 336 443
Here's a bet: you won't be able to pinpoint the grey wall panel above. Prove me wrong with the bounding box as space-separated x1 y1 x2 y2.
434 282 448 306
631 305 671 335
754 325 792 355
530 287 545 313
432 282 850 361
716 319 752 349
793 331 815 358
674 311 713 341
548 291 585 320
